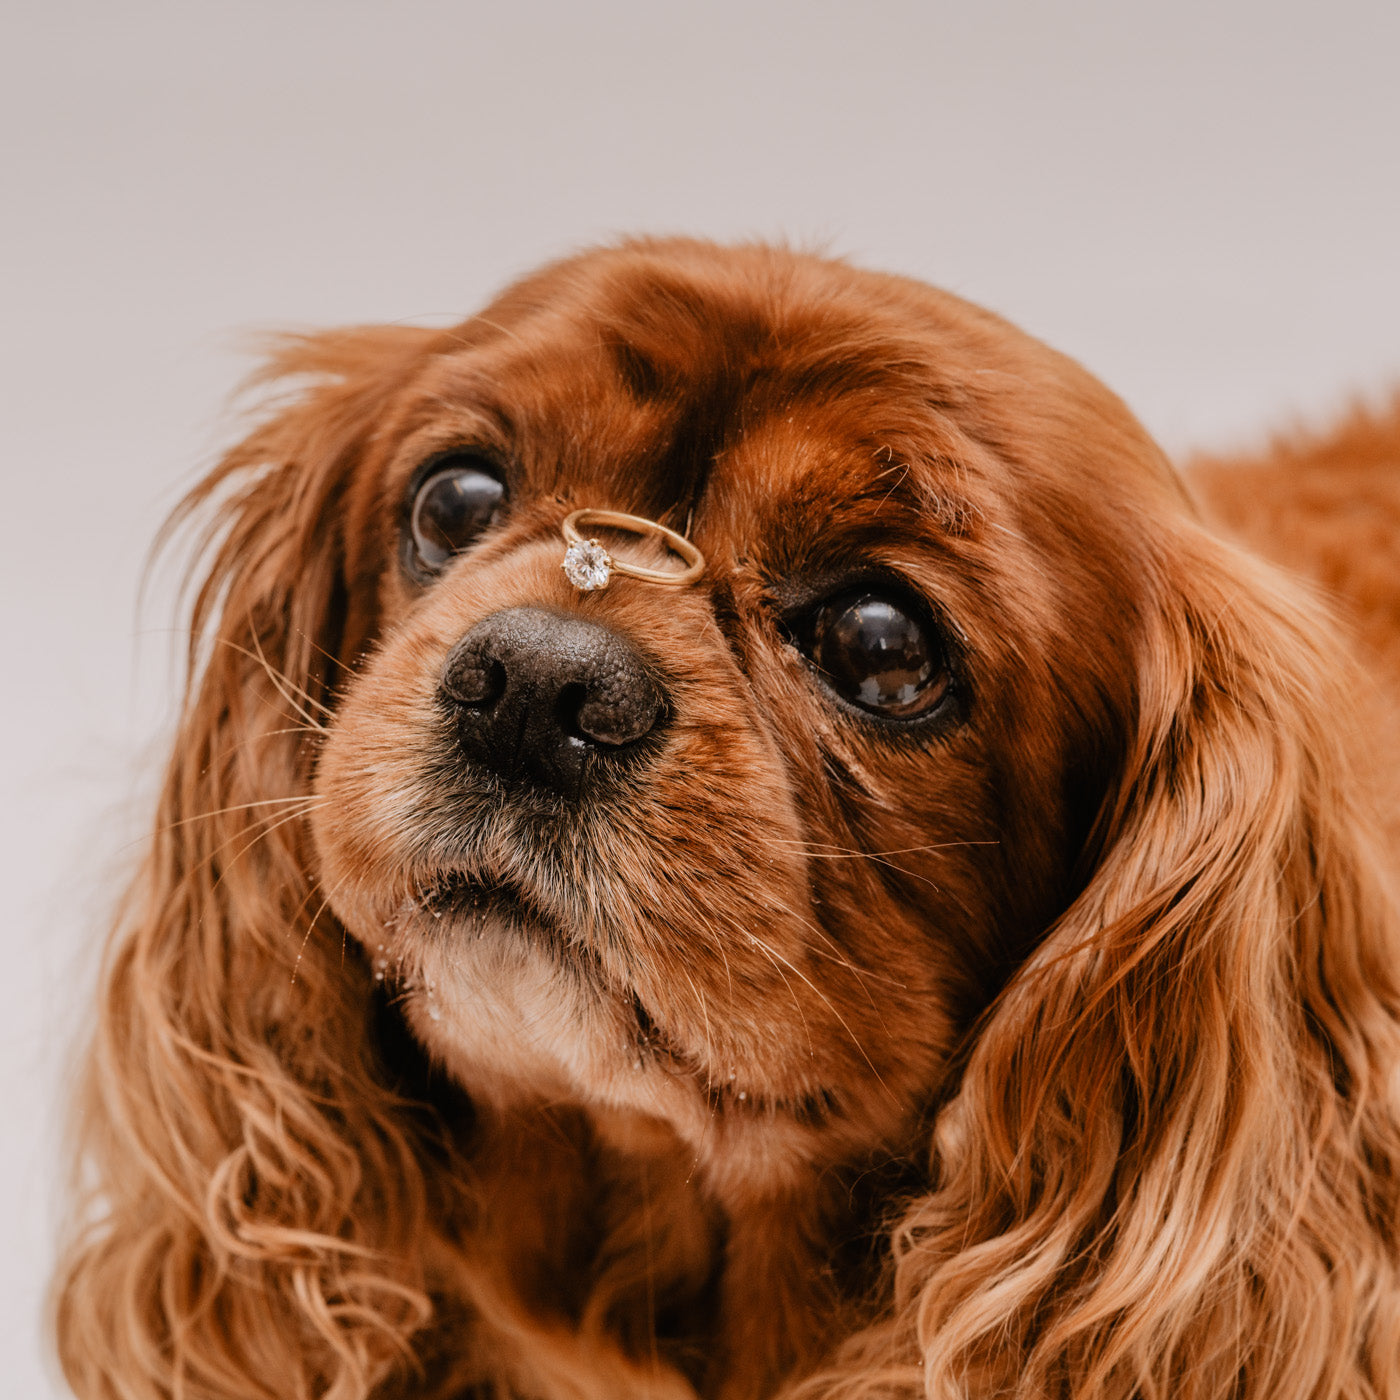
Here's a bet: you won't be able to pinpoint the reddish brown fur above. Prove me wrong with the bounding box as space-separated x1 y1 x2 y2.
54 241 1400 1399
1191 395 1400 689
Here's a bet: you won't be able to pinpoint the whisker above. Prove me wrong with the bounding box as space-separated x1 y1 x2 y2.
769 837 999 859
705 907 816 1064
715 938 735 1010
285 876 327 983
291 880 345 986
749 937 816 1064
766 836 999 891
248 624 334 724
155 794 323 837
207 801 328 894
458 314 527 348
183 723 328 788
231 724 324 743
115 793 325 858
292 625 355 679
803 940 907 991
217 631 331 716
745 927 896 1104
781 904 905 1001
213 634 331 730
129 624 325 725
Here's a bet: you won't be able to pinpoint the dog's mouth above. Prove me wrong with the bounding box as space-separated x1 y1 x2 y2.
389 867 843 1126
415 868 551 937
406 867 689 1061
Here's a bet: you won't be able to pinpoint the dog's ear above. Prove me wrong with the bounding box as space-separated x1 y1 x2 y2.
871 527 1400 1398
55 326 460 1400
175 324 434 697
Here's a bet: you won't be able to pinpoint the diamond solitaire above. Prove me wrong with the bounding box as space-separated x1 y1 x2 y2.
562 538 613 591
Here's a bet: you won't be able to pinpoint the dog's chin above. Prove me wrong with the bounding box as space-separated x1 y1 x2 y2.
355 879 856 1181
401 917 627 1113
361 881 686 1116
371 883 644 1113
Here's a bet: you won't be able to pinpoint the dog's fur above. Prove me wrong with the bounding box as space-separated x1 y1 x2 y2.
55 240 1400 1399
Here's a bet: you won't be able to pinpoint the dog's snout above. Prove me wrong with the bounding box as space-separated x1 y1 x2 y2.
441 607 666 793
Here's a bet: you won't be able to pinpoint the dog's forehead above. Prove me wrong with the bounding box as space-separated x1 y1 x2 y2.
413 247 989 528
375 242 1187 600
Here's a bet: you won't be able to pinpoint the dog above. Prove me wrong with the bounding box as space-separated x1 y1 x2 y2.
55 239 1400 1400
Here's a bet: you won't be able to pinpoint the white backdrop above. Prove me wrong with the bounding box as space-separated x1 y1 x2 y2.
5 2 1398 1393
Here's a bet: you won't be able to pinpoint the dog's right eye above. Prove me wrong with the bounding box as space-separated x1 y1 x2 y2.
794 589 952 720
409 456 506 573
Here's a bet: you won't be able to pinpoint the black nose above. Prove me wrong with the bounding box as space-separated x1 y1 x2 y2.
440 607 667 795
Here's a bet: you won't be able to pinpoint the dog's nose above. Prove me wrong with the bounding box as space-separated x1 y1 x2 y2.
440 607 666 794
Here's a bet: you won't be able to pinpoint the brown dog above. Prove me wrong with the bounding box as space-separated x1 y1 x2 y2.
56 240 1400 1399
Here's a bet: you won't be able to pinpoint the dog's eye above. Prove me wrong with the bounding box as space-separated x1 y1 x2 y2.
804 591 950 719
409 457 506 572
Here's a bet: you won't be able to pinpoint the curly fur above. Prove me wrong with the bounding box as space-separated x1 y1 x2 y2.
54 241 1400 1399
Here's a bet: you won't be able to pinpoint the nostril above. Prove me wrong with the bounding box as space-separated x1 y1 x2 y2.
555 681 590 743
443 651 506 708
572 677 664 747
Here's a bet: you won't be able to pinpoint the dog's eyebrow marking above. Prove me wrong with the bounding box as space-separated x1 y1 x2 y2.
604 334 665 403
602 338 744 526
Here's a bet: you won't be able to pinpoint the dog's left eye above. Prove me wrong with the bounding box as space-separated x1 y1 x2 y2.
800 590 950 719
408 456 506 573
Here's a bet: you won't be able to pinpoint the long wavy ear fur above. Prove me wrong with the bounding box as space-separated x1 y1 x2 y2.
53 326 464 1400
805 525 1400 1399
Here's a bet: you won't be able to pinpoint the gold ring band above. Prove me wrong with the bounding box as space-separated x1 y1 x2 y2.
560 508 705 591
